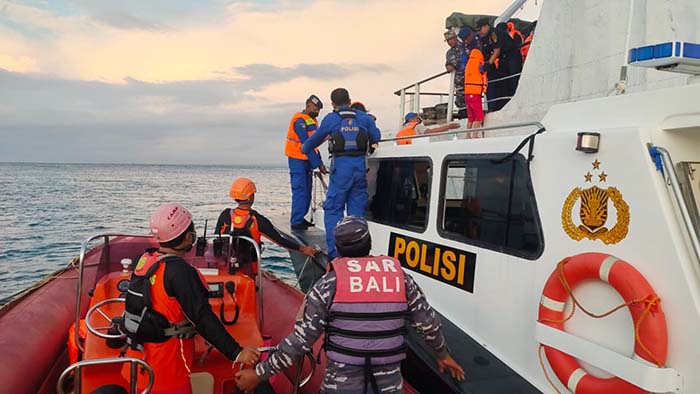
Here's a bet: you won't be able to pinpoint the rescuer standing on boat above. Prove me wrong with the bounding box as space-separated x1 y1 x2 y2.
461 27 487 132
445 30 467 116
300 88 381 258
285 95 327 230
215 177 318 268
235 216 465 393
123 202 260 393
476 17 522 110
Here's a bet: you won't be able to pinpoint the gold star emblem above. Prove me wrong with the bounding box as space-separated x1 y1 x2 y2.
584 172 593 182
599 172 608 182
592 159 601 170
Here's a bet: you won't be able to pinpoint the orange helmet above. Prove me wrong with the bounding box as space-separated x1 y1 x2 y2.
230 177 257 201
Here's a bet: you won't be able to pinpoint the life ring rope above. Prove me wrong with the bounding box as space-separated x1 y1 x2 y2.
537 257 665 393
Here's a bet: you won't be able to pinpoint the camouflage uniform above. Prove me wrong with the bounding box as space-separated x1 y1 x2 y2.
446 43 466 110
255 269 448 393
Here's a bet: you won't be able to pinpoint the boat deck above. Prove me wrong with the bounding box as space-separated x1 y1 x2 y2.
271 216 330 293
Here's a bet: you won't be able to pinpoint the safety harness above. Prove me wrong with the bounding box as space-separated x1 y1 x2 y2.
329 109 369 157
123 253 196 350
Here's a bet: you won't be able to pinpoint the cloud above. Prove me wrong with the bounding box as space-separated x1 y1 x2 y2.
0 0 543 164
0 61 390 164
0 62 389 123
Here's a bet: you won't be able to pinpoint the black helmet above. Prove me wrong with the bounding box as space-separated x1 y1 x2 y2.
333 216 371 257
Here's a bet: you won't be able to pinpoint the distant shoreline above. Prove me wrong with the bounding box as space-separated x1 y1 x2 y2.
0 161 286 168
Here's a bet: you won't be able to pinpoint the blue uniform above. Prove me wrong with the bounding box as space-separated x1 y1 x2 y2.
289 118 323 226
302 106 381 257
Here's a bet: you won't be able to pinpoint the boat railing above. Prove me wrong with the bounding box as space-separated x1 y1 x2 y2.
74 233 266 353
393 67 522 129
57 357 154 394
75 233 152 353
312 170 329 212
394 70 455 127
257 347 316 390
652 147 700 265
231 235 265 330
380 121 545 144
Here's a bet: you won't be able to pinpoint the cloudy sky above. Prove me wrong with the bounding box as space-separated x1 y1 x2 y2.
0 0 540 165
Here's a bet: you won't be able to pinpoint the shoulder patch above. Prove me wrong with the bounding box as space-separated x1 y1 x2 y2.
136 257 146 270
490 32 498 43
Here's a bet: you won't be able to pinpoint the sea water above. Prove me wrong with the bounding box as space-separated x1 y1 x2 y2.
0 163 297 301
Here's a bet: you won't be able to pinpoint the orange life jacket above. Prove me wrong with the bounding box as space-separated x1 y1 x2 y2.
125 251 205 391
67 320 87 366
521 32 533 62
228 208 261 244
285 112 319 160
396 122 419 145
464 48 488 95
507 22 524 43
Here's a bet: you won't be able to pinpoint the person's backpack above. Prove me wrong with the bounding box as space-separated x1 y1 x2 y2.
123 254 195 349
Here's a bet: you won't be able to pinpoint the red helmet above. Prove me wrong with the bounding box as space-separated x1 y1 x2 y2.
149 202 193 243
230 177 257 201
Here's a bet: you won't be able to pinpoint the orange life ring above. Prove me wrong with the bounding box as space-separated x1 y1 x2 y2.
537 253 668 394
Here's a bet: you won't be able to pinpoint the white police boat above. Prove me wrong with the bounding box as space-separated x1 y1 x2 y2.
290 0 700 393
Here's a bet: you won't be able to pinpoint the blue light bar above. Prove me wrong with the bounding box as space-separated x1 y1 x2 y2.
628 41 700 74
653 42 673 58
685 43 700 59
637 45 654 61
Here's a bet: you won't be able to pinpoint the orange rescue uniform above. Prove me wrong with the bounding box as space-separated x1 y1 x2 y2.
124 252 206 392
464 48 488 95
284 112 319 160
395 122 419 145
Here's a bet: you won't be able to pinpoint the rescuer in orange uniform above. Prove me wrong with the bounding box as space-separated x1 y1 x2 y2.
285 95 327 230
123 202 260 393
461 27 487 134
215 177 317 266
395 112 460 145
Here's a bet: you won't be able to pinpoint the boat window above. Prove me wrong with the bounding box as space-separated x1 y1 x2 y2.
367 158 432 232
439 154 543 259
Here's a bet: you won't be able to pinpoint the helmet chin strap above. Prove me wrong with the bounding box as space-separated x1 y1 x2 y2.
169 232 196 253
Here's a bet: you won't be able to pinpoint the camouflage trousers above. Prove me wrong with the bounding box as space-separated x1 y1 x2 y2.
321 361 403 394
454 73 465 109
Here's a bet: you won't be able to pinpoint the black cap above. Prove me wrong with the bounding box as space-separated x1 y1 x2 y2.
306 94 323 109
333 216 371 257
475 18 490 29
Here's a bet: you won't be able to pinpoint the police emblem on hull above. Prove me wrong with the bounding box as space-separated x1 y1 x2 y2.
562 160 629 244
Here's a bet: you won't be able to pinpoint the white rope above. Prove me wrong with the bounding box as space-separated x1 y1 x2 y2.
179 338 192 376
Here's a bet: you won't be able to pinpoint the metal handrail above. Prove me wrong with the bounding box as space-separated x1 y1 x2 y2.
487 72 522 84
395 70 456 127
398 92 451 96
655 147 700 264
229 235 265 329
393 71 450 95
256 347 316 390
75 233 153 353
381 121 545 143
57 357 154 394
